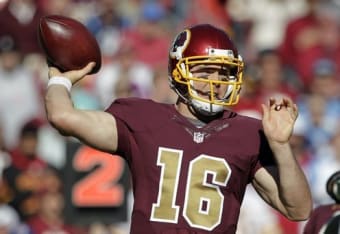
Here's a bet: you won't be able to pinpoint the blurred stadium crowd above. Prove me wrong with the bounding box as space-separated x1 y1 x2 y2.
0 0 339 233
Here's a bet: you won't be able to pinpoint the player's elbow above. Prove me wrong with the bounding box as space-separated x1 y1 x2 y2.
286 206 312 221
287 213 310 222
47 111 74 136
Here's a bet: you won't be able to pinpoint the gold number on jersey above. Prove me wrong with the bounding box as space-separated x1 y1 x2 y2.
150 148 231 231
151 147 182 223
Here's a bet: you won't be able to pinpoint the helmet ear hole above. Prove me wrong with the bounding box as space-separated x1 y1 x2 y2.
172 69 180 80
171 68 190 100
230 66 238 77
172 68 186 84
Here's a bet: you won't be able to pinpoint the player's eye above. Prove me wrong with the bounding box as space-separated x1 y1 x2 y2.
194 72 210 79
218 69 233 81
190 65 237 81
219 76 229 81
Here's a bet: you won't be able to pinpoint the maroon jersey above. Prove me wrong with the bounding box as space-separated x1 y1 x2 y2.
304 204 340 234
106 98 274 234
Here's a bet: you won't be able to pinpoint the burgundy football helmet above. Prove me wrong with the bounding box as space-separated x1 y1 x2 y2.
168 24 244 115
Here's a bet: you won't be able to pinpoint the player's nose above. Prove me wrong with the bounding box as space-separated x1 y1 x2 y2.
208 71 219 80
208 72 222 88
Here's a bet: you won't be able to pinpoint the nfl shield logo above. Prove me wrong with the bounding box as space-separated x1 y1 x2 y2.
193 132 205 143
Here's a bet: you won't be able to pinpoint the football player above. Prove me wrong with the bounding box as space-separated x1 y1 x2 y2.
304 171 340 234
44 24 312 233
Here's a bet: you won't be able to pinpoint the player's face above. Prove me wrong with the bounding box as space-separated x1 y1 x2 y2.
189 64 234 102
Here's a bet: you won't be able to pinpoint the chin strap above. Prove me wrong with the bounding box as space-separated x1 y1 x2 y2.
191 99 224 116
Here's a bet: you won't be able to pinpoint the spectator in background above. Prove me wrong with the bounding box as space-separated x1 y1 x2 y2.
0 203 32 234
0 35 43 149
279 0 340 88
39 0 73 17
307 126 340 206
289 131 312 177
85 0 130 60
237 186 282 234
0 121 12 214
27 191 84 234
304 171 340 234
3 119 50 221
0 0 7 10
94 43 154 108
114 0 142 26
295 58 340 150
34 121 67 170
88 221 127 234
150 67 177 104
254 49 298 105
0 0 45 56
117 0 188 29
122 1 170 69
113 73 139 99
183 0 231 35
0 121 31 234
307 58 340 99
233 49 298 119
88 222 110 234
226 0 306 62
0 123 10 179
71 77 101 111
0 122 13 231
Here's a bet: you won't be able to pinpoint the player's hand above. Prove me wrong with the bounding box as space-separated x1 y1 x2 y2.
261 97 298 145
48 62 96 85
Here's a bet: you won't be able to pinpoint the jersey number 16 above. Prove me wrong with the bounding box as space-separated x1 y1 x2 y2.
150 147 232 231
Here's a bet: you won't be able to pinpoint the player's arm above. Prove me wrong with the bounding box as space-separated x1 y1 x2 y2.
252 97 312 221
252 148 311 221
45 62 118 153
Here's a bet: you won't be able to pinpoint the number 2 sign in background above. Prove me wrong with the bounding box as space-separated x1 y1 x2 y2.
63 141 131 225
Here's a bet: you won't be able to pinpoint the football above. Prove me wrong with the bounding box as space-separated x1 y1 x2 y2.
38 15 101 74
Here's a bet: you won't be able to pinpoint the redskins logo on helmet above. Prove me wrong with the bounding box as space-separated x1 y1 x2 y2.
168 24 244 115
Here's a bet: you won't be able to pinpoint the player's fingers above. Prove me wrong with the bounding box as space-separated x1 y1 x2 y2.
269 97 283 111
85 61 96 73
291 103 299 120
48 66 62 78
293 103 298 113
269 98 275 107
65 62 96 84
75 62 96 77
282 97 293 107
261 103 269 120
281 97 299 120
